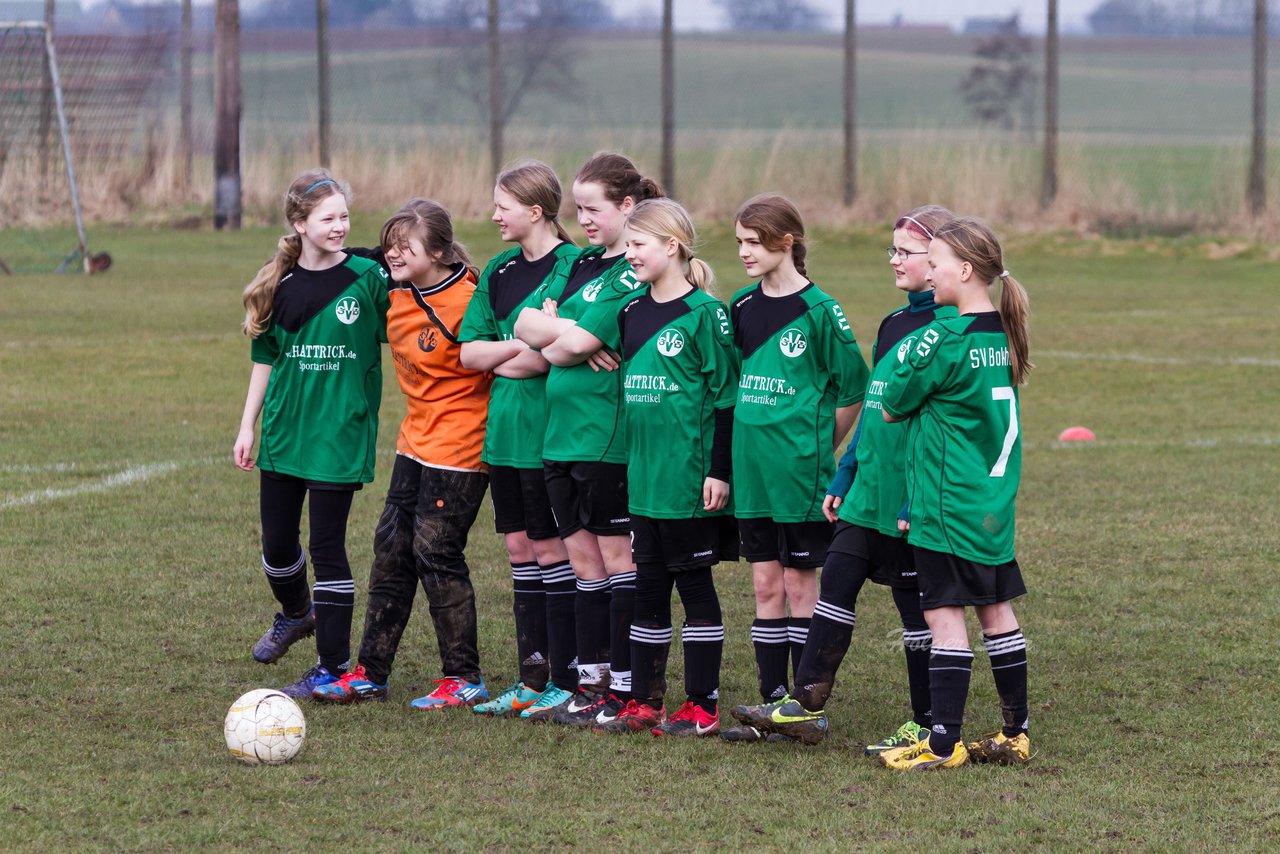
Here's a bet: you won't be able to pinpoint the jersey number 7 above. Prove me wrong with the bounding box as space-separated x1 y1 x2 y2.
989 386 1019 478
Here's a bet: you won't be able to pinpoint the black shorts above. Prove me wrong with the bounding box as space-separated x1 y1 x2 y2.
630 514 739 572
737 517 831 570
912 546 1026 610
827 521 917 589
488 464 559 541
542 460 630 538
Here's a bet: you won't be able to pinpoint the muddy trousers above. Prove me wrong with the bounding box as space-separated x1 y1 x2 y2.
356 455 489 686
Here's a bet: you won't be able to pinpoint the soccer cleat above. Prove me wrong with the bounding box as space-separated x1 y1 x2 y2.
879 736 969 771
280 664 341 700
966 731 1031 765
472 681 542 717
407 676 488 711
520 683 574 721
864 719 930 756
731 697 829 745
720 725 765 743
550 690 607 727
652 702 719 737
311 665 388 703
252 608 316 664
593 699 665 734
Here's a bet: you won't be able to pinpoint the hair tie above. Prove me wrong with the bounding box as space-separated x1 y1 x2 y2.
304 179 336 194
901 214 934 240
999 270 1010 280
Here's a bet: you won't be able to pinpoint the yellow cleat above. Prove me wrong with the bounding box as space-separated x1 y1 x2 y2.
879 735 969 771
966 731 1031 765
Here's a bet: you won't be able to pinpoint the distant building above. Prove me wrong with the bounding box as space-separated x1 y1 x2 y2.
963 15 1021 36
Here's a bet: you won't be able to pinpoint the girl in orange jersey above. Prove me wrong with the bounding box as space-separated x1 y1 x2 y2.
314 199 494 707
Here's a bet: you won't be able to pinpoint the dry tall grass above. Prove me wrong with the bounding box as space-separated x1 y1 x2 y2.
4 121 1278 238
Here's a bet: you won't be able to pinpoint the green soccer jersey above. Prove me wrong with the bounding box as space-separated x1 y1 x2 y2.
880 312 1022 564
250 253 390 484
540 248 641 463
729 282 869 521
837 298 958 535
619 286 739 519
458 242 579 467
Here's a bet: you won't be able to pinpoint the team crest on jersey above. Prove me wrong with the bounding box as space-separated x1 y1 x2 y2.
582 277 605 302
418 327 438 353
779 328 807 358
897 336 918 364
619 270 640 290
335 297 361 325
656 328 685 357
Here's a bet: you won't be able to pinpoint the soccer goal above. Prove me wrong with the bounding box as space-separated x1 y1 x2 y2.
0 20 105 274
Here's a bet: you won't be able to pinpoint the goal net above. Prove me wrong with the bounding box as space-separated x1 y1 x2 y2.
0 22 166 273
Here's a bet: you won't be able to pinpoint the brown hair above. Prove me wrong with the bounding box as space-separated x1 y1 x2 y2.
496 159 572 244
894 204 956 242
380 198 477 281
735 193 808 276
241 168 350 338
575 152 665 206
933 217 1033 386
626 198 715 293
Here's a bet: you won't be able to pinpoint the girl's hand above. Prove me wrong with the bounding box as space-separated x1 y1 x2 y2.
233 428 257 471
822 494 841 523
587 349 620 373
703 477 729 512
541 298 559 318
897 518 910 533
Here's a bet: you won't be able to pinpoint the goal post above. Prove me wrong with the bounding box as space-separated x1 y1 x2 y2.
0 20 96 274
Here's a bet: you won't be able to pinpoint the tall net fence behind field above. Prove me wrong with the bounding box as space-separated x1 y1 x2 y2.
0 24 168 269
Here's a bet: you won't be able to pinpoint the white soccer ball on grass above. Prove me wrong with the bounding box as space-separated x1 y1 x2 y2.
224 689 306 765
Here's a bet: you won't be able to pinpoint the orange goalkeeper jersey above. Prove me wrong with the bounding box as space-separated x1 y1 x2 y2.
386 263 491 471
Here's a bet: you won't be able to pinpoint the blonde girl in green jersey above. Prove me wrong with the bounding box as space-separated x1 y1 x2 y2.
592 198 739 738
234 168 390 701
878 217 1034 771
513 153 665 726
458 160 580 718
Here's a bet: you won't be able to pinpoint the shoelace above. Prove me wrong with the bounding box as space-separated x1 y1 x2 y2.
430 677 464 695
668 702 696 722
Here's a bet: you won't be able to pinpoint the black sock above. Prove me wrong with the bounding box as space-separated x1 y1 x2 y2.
893 585 932 729
751 617 790 701
313 577 354 674
608 571 636 702
574 577 611 692
262 548 310 617
983 628 1029 737
676 568 722 713
511 562 548 690
787 616 811 684
630 622 671 708
540 560 578 690
928 647 973 755
791 549 868 711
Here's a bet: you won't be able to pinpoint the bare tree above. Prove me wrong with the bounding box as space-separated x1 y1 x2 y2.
958 15 1037 134
662 0 674 196
181 0 193 187
316 0 330 167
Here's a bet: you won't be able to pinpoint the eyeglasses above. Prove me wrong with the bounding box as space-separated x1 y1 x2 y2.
886 247 929 261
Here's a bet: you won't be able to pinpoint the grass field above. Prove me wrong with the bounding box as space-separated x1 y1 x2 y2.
2 219 1279 850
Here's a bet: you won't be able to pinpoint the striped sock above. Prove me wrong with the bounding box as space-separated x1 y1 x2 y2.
928 646 974 756
262 548 310 617
574 576 612 692
792 595 856 711
511 562 548 690
751 617 791 701
608 571 635 702
540 560 578 690
787 616 811 683
312 577 354 673
983 628 1029 737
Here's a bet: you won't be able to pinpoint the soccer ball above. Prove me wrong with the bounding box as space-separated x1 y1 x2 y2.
224 689 306 766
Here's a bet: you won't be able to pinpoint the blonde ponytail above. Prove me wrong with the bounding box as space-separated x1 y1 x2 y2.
998 273 1034 386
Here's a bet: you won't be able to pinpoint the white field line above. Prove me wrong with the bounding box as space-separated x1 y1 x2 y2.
1041 350 1280 369
1 461 181 509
